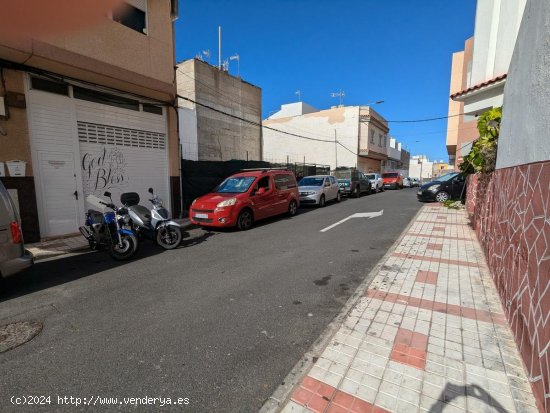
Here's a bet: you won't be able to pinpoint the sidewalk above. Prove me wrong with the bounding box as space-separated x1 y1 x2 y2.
267 205 540 413
26 218 192 261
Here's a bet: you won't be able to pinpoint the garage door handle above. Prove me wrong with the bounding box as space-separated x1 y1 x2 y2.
74 190 78 200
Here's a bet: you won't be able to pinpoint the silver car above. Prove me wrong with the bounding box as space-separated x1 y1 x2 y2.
365 173 384 193
298 175 341 207
0 180 33 278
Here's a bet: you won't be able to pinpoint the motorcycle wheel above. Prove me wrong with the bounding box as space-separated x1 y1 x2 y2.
109 233 138 260
156 225 182 250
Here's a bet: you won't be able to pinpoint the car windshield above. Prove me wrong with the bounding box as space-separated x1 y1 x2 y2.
382 173 398 178
435 173 459 182
365 174 376 180
334 171 352 179
299 177 324 186
216 176 256 193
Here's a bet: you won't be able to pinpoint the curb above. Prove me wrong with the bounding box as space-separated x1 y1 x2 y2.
29 220 196 262
259 205 426 413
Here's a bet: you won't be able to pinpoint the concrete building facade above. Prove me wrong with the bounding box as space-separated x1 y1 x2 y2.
408 155 433 182
0 0 180 241
263 103 391 173
176 58 262 162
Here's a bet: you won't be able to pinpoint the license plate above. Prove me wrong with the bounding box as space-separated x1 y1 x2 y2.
194 213 208 219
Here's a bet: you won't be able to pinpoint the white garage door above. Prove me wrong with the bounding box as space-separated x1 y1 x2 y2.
75 102 170 212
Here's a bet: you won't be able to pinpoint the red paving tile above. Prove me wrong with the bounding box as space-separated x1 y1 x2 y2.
391 252 479 268
406 232 473 241
291 376 389 413
389 328 428 370
432 226 446 231
416 270 438 284
365 289 506 325
415 220 470 226
427 243 443 251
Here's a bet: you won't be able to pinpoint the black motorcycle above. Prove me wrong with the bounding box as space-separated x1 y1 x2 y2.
79 191 139 260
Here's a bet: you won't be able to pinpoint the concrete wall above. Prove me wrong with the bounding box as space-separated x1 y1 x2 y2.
268 102 318 119
497 0 550 169
0 69 33 176
263 106 359 170
177 59 262 162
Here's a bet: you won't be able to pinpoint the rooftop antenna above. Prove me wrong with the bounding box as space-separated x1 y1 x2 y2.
196 49 211 62
295 90 301 102
229 53 240 77
222 58 229 72
330 89 345 106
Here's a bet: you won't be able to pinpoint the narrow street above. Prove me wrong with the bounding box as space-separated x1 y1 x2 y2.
0 189 421 412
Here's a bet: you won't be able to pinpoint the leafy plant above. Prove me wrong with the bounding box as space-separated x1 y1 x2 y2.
459 107 502 174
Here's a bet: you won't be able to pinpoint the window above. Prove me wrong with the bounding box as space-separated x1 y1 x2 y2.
113 3 147 34
378 133 383 147
274 174 289 190
370 130 375 144
330 176 336 185
384 134 387 147
73 86 139 111
143 104 163 115
30 77 69 96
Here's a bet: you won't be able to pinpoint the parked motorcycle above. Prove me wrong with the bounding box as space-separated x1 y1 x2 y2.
121 188 183 250
79 191 139 260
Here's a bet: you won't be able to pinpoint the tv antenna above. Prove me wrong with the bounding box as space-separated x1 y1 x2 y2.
330 89 345 106
295 90 301 101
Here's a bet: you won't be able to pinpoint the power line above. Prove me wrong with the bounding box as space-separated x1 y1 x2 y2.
386 113 465 123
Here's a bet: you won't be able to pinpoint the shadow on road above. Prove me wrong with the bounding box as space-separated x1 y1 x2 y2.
0 231 216 303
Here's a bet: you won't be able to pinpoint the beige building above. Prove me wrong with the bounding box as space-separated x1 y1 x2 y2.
263 103 389 173
176 58 262 162
0 0 179 241
432 161 453 178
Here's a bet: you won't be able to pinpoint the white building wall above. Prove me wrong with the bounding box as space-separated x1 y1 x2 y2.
497 0 550 169
178 107 198 160
388 137 401 161
470 0 526 87
263 106 359 170
267 102 318 119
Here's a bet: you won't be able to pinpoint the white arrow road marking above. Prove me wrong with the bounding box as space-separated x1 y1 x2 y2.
320 210 384 232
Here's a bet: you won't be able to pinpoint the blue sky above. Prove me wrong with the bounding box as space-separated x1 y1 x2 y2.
174 0 477 162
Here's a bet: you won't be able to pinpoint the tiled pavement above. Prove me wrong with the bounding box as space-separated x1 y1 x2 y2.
26 218 192 260
272 205 540 413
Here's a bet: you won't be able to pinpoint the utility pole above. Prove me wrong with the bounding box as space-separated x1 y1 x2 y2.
334 130 338 169
218 26 222 70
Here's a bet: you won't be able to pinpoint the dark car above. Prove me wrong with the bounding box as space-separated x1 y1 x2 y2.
334 170 371 197
417 172 466 202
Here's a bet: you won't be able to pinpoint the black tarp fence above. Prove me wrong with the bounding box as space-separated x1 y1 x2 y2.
180 160 330 215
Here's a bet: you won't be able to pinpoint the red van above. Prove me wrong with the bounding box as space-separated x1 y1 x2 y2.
382 172 404 189
189 169 300 230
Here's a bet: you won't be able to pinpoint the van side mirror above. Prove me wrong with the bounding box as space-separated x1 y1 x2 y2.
148 188 154 194
104 191 111 197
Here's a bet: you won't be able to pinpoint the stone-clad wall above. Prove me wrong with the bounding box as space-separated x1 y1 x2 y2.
466 161 550 412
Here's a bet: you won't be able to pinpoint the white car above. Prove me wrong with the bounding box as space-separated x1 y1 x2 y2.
365 173 384 193
298 175 341 207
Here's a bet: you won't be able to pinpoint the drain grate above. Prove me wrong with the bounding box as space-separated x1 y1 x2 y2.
0 321 43 353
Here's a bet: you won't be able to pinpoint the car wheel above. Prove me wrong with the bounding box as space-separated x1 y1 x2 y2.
237 208 254 230
336 192 341 202
318 195 326 207
353 186 360 198
288 200 298 216
435 191 450 203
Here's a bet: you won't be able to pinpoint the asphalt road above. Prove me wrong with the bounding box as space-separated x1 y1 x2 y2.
0 188 422 412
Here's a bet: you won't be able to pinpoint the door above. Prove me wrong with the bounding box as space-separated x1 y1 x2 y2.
253 176 276 219
37 152 80 236
451 174 466 199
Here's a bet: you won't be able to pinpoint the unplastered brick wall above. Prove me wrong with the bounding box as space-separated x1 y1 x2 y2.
466 161 550 412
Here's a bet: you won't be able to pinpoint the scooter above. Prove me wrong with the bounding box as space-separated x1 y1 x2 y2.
79 191 139 260
121 188 183 250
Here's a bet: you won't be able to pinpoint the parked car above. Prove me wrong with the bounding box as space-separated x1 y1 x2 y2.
334 170 372 197
403 177 412 188
365 173 384 193
410 177 421 187
416 172 466 202
0 180 33 278
298 175 341 207
382 172 404 189
189 169 299 230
